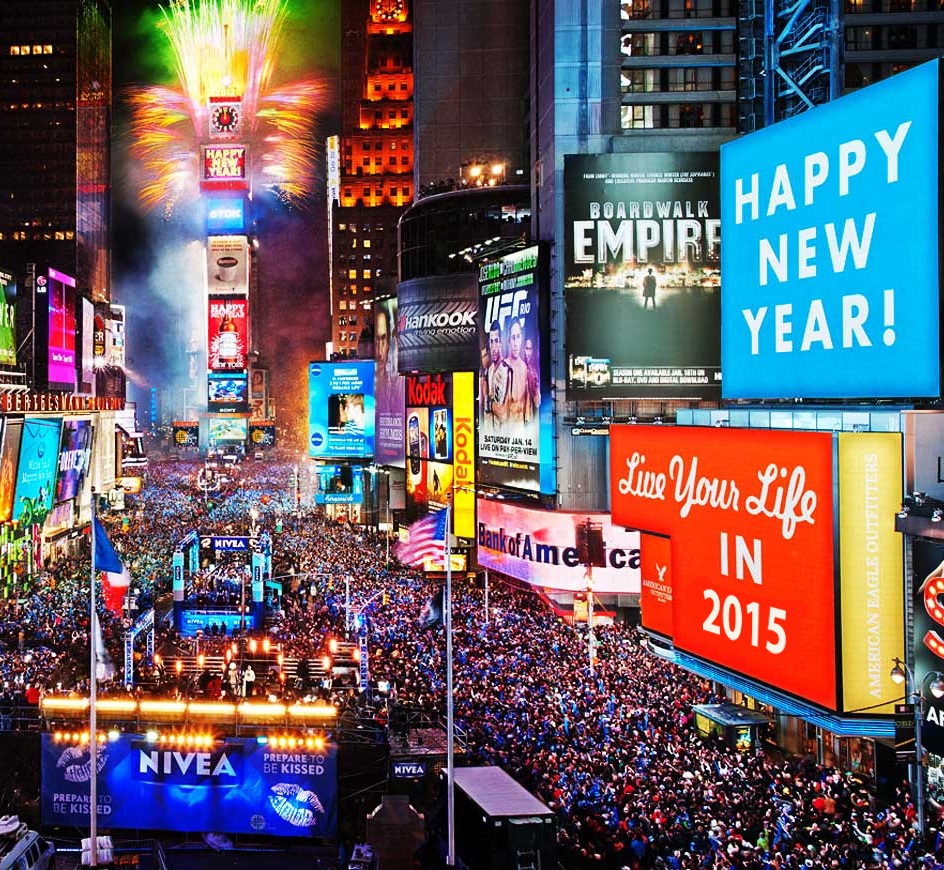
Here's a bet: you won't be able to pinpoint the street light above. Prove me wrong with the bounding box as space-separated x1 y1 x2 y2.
890 657 927 837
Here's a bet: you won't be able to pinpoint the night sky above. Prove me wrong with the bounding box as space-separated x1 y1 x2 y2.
112 0 340 446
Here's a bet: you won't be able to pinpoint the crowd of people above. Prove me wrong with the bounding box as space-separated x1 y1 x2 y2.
0 456 941 868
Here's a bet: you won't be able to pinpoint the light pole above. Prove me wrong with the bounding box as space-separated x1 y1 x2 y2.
890 656 943 838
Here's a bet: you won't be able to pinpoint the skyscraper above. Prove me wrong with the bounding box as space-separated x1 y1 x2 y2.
0 0 112 301
332 0 414 359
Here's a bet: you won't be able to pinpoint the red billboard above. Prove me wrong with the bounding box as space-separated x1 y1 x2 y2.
610 426 836 709
207 296 248 373
639 533 673 639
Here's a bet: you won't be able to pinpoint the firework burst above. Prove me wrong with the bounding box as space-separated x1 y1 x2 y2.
127 0 327 213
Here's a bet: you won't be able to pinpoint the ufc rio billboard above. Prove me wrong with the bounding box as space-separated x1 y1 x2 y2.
611 425 838 709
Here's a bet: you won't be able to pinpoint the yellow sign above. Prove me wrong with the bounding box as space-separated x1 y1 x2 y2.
452 372 475 539
839 432 904 715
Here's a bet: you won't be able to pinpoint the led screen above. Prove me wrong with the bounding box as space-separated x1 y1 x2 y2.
48 268 77 390
308 362 375 459
13 417 63 525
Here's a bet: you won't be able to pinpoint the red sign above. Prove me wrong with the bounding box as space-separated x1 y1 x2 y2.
207 297 248 373
639 533 673 638
201 144 247 191
610 426 836 709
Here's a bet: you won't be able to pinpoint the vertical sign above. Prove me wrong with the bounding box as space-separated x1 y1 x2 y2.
452 372 475 539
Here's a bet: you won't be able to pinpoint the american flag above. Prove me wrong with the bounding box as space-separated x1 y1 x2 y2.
396 509 448 567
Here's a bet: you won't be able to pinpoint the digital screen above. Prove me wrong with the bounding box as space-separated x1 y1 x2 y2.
374 297 405 468
208 296 249 373
315 465 363 505
564 153 722 400
13 417 63 525
173 422 200 448
48 268 77 390
0 268 16 366
308 362 375 459
477 245 554 493
41 733 337 838
206 236 249 295
249 422 276 447
610 425 837 709
206 197 246 234
208 417 248 444
208 375 249 413
476 499 641 593
0 419 22 523
201 144 248 191
54 418 93 503
721 60 940 399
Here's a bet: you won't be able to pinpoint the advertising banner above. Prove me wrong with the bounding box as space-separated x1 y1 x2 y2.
839 433 904 715
639 532 673 638
914 540 944 768
308 362 375 459
452 372 475 539
48 268 77 390
476 499 641 593
208 374 249 413
0 419 21 524
0 268 16 366
54 419 93 504
41 733 337 838
208 296 249 372
249 421 276 448
721 60 940 400
13 417 63 525
398 273 480 372
201 144 248 192
564 153 721 400
610 425 837 709
80 298 94 393
374 297 405 468
173 422 200 449
206 197 246 234
207 236 250 296
208 417 248 444
477 245 553 493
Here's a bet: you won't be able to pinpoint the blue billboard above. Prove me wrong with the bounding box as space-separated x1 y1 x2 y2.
13 417 62 524
42 733 337 838
314 465 363 505
721 60 941 400
206 197 246 234
308 362 375 459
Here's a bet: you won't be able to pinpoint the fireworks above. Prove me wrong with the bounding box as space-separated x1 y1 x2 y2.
127 0 327 212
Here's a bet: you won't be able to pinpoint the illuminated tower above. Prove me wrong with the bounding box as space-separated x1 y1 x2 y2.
331 0 413 358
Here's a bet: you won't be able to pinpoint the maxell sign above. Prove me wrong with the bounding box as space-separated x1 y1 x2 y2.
397 273 479 373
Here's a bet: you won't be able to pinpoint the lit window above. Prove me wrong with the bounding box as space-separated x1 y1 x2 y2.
363 239 371 248
20 45 30 55
43 45 52 54
10 47 20 56
32 45 42 55
348 269 357 279
362 270 371 279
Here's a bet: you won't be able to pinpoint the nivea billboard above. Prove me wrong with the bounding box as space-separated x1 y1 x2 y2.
42 733 337 838
721 60 941 400
308 362 375 459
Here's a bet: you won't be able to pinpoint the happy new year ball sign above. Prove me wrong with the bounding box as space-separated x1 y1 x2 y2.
721 60 940 400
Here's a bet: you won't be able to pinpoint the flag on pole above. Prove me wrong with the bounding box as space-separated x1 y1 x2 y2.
93 516 127 613
92 611 115 682
395 508 448 568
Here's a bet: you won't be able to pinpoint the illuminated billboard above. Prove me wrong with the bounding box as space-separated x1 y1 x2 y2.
374 297 405 468
0 268 16 366
914 539 944 759
208 96 243 140
207 236 249 295
249 421 276 448
0 419 22 523
13 417 63 525
208 417 248 444
397 273 480 372
201 144 248 191
48 268 77 390
564 153 721 400
452 372 475 539
610 425 837 709
315 465 363 505
721 60 940 399
838 432 903 715
477 245 554 493
173 422 200 449
54 418 93 503
477 498 641 593
639 533 673 638
208 374 249 413
41 733 337 838
208 296 249 372
308 362 375 460
206 197 246 234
